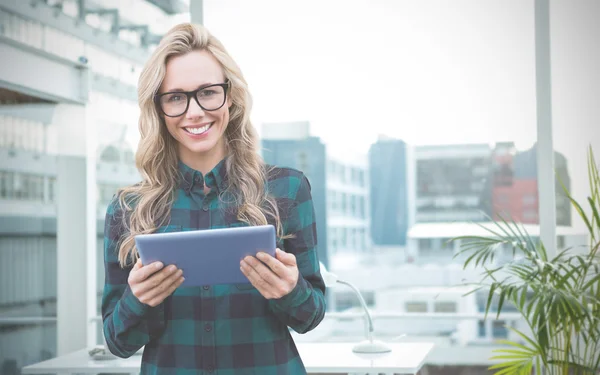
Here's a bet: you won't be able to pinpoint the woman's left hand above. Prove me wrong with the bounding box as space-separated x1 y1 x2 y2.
240 248 299 299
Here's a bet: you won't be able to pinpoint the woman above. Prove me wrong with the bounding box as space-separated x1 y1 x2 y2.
102 22 326 375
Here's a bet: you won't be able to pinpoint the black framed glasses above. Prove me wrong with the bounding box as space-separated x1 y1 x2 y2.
154 82 229 117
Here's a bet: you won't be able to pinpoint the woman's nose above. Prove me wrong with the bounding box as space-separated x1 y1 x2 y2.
186 97 205 118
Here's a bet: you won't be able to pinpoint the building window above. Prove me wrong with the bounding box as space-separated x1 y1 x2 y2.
557 235 565 249
419 238 432 251
492 321 508 339
440 237 452 251
342 228 350 249
405 301 428 313
48 177 56 203
359 196 365 218
0 171 45 201
357 229 365 251
0 171 10 199
434 301 457 313
328 191 336 213
478 320 486 338
330 227 338 251
336 290 374 311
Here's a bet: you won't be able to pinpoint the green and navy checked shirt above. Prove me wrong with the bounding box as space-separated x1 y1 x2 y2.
102 158 327 375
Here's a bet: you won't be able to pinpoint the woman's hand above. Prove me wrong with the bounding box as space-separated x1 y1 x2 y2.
128 259 184 307
240 248 299 299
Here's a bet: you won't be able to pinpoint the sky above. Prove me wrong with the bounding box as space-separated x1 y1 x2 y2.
201 0 541 152
159 0 600 230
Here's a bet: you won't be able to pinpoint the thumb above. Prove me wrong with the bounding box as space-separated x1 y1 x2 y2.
276 248 296 266
133 258 142 270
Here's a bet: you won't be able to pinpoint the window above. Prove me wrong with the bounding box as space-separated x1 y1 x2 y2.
557 235 565 249
440 237 453 251
2 172 45 201
492 321 508 339
434 301 457 313
0 171 10 199
419 238 432 251
478 320 486 338
328 191 336 213
359 196 365 218
336 290 374 311
357 229 364 251
405 301 428 313
48 177 56 203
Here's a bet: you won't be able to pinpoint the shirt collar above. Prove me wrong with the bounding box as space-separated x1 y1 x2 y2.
177 157 229 194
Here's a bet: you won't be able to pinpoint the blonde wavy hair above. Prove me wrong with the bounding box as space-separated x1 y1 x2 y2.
116 23 284 267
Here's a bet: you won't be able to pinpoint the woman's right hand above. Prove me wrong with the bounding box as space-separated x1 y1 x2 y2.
128 259 185 307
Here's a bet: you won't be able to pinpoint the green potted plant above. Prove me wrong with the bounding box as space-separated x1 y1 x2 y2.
451 147 600 375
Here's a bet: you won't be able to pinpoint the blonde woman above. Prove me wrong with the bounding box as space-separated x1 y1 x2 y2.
102 23 326 374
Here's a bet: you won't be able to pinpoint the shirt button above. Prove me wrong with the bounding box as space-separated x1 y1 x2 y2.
207 366 214 373
203 285 210 290
202 204 209 211
204 323 212 332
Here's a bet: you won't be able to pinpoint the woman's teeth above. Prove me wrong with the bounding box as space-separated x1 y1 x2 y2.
185 123 212 134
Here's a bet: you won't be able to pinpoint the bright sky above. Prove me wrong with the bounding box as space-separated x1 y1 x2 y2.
201 0 542 152
160 0 600 229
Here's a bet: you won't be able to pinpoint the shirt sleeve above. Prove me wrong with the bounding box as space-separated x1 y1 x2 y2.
101 194 166 358
268 173 327 334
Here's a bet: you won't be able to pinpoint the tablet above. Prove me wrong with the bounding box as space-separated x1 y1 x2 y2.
135 224 276 287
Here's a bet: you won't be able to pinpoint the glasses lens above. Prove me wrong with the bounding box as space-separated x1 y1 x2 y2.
196 85 226 111
160 93 188 117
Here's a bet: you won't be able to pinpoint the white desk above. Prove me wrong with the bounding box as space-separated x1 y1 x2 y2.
21 342 434 375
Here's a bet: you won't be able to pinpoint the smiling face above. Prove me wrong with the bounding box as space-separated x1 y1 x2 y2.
158 49 231 169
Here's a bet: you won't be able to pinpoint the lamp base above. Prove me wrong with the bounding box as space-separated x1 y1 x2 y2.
352 339 392 353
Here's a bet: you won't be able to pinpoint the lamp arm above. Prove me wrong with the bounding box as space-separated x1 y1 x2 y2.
337 280 373 341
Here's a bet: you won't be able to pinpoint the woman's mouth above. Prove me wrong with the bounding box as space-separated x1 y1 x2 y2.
183 123 213 135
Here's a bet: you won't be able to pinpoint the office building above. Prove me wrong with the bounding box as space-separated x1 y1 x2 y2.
326 148 371 256
0 0 176 368
261 122 329 268
491 142 571 225
368 136 410 246
415 144 493 223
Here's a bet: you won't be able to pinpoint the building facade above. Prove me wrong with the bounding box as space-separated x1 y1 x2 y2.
260 122 329 268
368 137 410 246
415 144 493 223
326 149 371 256
0 0 179 369
491 142 571 225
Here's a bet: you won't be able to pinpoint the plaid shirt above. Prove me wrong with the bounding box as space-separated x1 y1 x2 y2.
102 158 327 375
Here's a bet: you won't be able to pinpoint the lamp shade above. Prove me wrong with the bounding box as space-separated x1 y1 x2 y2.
319 262 339 288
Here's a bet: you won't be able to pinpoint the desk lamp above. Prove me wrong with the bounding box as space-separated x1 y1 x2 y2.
320 262 392 353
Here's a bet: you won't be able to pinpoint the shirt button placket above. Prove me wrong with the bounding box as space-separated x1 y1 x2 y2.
201 273 215 374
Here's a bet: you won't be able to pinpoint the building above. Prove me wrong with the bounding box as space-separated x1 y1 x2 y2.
368 136 411 246
260 121 329 268
0 0 182 369
326 147 371 257
406 221 587 265
491 142 571 225
415 144 493 223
